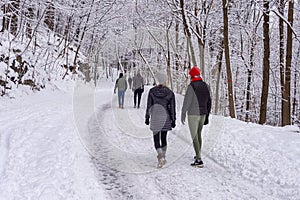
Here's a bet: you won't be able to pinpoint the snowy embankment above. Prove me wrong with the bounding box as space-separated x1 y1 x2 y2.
0 79 299 200
209 118 300 199
0 81 108 200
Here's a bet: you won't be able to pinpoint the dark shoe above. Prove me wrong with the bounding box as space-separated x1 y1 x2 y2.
191 159 204 168
134 105 136 108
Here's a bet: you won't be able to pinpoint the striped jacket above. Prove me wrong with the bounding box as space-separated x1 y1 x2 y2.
145 85 176 132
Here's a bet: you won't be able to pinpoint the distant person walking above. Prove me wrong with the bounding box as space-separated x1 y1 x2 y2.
114 73 127 109
181 66 211 168
128 76 133 89
132 70 144 108
145 71 176 168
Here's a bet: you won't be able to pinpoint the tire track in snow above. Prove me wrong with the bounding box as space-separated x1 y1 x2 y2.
85 99 176 200
85 103 145 199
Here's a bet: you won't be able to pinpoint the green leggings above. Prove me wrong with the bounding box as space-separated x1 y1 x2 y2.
188 115 206 160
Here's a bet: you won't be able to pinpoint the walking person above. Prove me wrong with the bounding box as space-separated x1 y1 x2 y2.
132 70 144 108
181 66 211 168
145 71 176 168
114 72 128 109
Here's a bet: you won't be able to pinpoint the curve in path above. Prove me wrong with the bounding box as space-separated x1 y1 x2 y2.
76 85 275 200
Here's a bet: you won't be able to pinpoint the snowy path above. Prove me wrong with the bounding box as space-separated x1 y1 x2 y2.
1 81 299 200
75 82 299 200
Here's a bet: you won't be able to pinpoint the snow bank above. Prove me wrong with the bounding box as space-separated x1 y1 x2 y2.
207 118 300 199
0 82 108 200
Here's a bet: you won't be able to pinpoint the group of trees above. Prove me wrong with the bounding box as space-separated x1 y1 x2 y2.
1 0 299 127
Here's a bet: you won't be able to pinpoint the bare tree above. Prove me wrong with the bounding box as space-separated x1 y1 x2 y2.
278 0 286 126
179 0 197 68
1 0 20 35
222 0 235 118
214 41 223 114
282 0 294 126
166 23 173 90
259 0 270 124
44 1 55 31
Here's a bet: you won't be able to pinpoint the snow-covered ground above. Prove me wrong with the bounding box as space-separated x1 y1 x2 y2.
0 80 299 200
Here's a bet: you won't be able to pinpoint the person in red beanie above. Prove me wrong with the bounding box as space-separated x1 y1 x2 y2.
181 66 211 167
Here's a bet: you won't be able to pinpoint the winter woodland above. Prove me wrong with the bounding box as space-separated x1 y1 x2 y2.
0 1 300 126
1 1 300 199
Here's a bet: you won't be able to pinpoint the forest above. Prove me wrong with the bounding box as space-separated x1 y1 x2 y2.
0 0 299 127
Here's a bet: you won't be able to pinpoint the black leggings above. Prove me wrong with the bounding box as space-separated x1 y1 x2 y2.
134 88 143 107
153 131 167 149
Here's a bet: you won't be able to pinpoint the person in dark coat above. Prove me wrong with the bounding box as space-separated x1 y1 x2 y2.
181 66 211 168
145 71 176 168
132 70 144 108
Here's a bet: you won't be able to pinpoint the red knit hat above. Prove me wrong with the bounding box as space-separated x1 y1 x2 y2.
189 66 201 77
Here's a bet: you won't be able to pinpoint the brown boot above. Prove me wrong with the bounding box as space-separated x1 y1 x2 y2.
157 153 164 168
161 147 167 165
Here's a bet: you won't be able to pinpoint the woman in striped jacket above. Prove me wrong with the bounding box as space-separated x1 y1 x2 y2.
145 71 176 168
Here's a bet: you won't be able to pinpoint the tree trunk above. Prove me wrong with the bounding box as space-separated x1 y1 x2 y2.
175 21 180 71
214 42 223 114
1 4 8 32
292 73 297 124
222 0 235 118
44 1 55 31
93 48 99 86
180 0 197 67
166 26 173 90
282 0 294 126
245 38 256 122
25 7 34 38
245 69 252 122
278 0 286 126
62 16 72 80
10 0 20 36
2 40 12 96
1 1 20 35
259 0 270 124
73 0 94 72
194 0 205 79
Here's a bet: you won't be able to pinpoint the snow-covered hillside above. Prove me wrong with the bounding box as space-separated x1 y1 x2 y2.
0 80 299 200
0 30 87 98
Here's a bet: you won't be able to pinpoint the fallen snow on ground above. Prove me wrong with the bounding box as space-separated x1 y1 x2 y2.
0 80 299 200
0 81 108 200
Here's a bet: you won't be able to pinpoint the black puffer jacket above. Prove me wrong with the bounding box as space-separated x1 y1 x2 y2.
145 85 176 132
181 80 211 118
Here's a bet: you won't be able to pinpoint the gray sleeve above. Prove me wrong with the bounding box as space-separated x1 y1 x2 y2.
132 77 136 90
181 85 193 119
